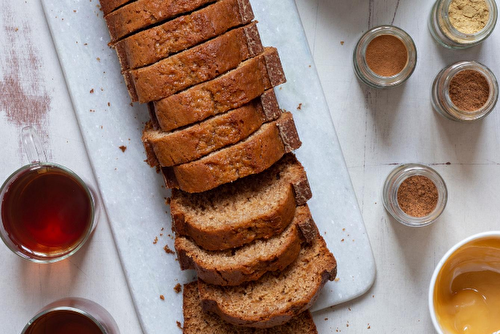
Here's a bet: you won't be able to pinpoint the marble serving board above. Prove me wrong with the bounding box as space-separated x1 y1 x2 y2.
41 0 376 332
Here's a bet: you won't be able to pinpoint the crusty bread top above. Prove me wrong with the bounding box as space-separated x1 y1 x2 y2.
198 229 337 328
100 0 132 15
105 0 217 42
183 282 318 334
176 205 316 286
170 154 312 250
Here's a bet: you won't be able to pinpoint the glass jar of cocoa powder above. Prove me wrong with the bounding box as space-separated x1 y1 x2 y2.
353 25 417 89
429 0 498 49
432 61 498 122
383 164 448 227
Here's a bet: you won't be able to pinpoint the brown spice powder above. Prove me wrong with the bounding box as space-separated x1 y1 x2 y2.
366 35 408 77
449 70 490 111
397 176 438 217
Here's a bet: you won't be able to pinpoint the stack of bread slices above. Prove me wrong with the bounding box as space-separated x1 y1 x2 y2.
101 0 337 332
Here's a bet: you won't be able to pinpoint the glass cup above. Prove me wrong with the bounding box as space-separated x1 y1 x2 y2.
21 297 120 334
0 126 100 263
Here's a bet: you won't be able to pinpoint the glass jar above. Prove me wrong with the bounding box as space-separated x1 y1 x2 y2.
353 25 417 89
429 0 498 49
432 61 498 122
383 164 448 227
22 298 120 334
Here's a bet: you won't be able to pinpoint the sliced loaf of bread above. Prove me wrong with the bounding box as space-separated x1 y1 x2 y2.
162 112 301 193
169 154 312 251
143 90 280 167
198 228 337 328
126 22 263 103
105 0 217 42
113 0 254 70
176 205 316 286
183 282 318 334
152 47 285 132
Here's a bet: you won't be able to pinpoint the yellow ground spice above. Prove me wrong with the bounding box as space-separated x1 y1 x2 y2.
448 0 490 34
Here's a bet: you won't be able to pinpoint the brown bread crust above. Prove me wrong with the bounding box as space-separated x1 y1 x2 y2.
143 93 280 167
183 282 318 333
198 231 337 328
100 0 132 15
105 0 217 42
113 0 254 70
163 112 301 193
175 205 315 286
169 154 312 251
153 47 285 132
128 22 263 103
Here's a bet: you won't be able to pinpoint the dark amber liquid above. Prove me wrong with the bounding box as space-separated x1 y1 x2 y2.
24 310 104 334
1 165 92 256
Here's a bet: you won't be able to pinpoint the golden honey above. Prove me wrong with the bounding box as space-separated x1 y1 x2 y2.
434 237 500 334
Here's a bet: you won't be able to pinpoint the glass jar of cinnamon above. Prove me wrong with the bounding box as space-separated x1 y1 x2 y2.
432 61 498 122
429 0 498 49
383 164 448 227
353 25 417 88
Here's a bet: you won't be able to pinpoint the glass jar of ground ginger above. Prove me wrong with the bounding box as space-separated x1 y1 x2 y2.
429 0 498 49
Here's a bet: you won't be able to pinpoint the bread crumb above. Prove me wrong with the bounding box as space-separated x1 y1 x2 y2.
348 307 351 311
174 283 182 293
367 324 371 329
130 102 133 107
159 295 165 300
334 277 340 282
340 41 345 45
84 43 88 46
297 103 302 110
73 9 76 13
14 27 18 32
119 145 127 152
308 65 312 68
90 89 94 93
161 227 164 231
176 321 183 330
324 318 328 321
341 239 344 242
342 228 345 231
107 102 111 106
96 57 100 62
153 236 158 244
164 244 175 254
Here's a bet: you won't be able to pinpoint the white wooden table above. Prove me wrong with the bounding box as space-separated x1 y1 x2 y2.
1 0 500 333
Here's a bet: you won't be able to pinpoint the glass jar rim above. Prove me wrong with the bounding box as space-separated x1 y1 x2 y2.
21 306 107 334
0 162 97 263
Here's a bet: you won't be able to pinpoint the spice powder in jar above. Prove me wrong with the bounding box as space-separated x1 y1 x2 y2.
449 70 490 111
397 176 439 217
365 35 408 77
448 0 490 34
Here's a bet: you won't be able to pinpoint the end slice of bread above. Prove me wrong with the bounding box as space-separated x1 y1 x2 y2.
143 90 280 167
170 154 312 251
176 205 315 286
183 282 318 334
198 227 337 328
162 112 301 193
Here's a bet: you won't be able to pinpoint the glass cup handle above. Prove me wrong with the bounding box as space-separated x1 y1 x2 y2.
21 126 47 164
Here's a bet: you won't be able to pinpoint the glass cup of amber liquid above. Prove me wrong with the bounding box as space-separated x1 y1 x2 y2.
21 297 120 334
0 126 99 263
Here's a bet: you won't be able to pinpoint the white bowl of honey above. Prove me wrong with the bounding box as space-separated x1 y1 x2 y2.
429 232 500 334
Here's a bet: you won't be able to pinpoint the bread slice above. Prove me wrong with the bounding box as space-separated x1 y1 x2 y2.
176 205 316 286
153 47 285 132
100 0 133 15
143 90 280 167
126 22 263 103
183 282 318 334
113 0 254 70
170 154 312 251
105 0 217 42
162 112 301 193
198 230 337 328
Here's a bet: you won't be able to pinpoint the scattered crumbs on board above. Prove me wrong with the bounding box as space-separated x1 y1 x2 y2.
340 41 345 45
108 102 111 106
159 295 165 301
119 145 127 152
174 283 182 294
96 57 100 62
90 88 94 93
297 103 302 110
368 324 371 329
335 277 340 282
164 244 175 254
176 321 183 330
153 236 158 245
324 318 328 321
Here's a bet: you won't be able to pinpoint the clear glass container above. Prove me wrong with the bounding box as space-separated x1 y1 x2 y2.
383 164 448 227
429 0 498 49
432 61 498 122
21 298 120 334
353 25 417 89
